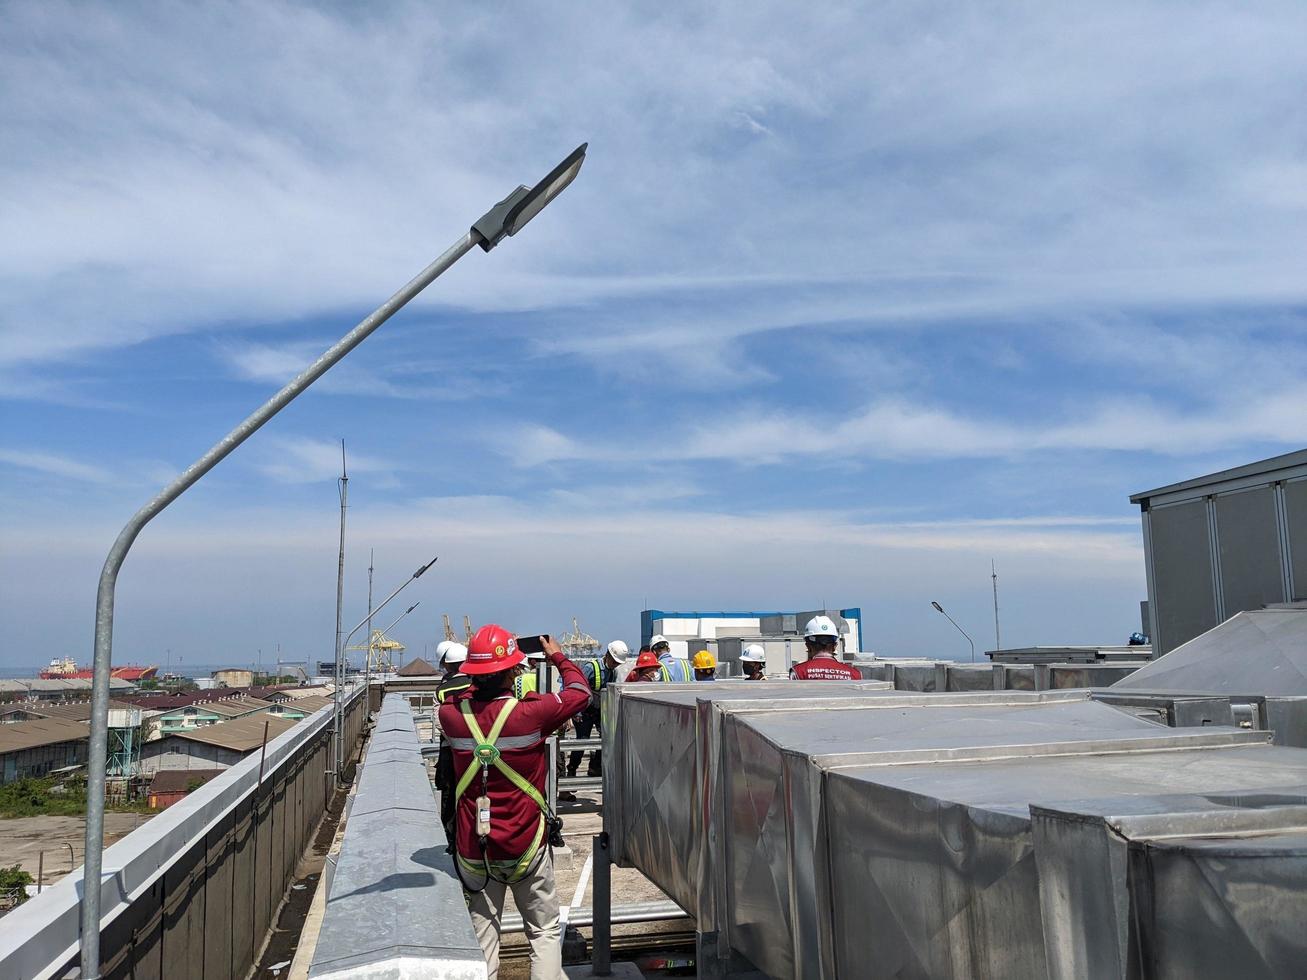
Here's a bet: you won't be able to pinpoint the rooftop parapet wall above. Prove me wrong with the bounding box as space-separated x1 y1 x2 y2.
309 693 485 980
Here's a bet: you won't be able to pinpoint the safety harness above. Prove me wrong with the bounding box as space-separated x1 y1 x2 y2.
453 698 551 886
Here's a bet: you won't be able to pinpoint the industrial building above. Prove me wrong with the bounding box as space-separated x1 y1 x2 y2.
0 677 135 702
146 768 225 809
641 607 864 675
150 695 272 737
138 713 298 774
0 717 89 783
1133 448 1307 654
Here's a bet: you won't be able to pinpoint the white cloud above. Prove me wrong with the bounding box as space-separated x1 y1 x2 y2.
253 436 398 485
500 386 1307 466
0 448 113 484
3 1 1306 377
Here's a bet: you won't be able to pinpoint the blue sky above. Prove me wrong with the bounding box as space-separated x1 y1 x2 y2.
2 2 1305 671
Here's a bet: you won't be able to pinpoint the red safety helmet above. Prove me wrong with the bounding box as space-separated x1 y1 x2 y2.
462 624 525 675
634 650 661 670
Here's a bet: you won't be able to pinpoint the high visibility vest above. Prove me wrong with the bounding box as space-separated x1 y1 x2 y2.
453 699 548 883
436 675 472 704
513 673 538 699
657 658 693 683
583 659 604 691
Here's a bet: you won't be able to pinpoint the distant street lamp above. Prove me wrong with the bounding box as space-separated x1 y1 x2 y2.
79 145 588 980
931 601 976 663
333 562 434 776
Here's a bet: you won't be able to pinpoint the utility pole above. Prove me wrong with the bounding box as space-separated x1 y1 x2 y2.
333 441 348 775
991 559 1002 652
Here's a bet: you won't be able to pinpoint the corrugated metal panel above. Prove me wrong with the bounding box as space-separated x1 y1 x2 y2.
1216 486 1286 611
1287 478 1307 601
1149 499 1218 654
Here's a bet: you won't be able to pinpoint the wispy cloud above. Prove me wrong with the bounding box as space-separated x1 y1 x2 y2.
501 386 1307 466
252 436 399 485
0 448 113 484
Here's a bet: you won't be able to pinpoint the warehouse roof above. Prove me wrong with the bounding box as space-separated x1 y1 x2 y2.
0 699 132 722
170 714 298 753
202 697 273 717
0 678 133 694
0 718 90 754
1131 448 1307 503
395 657 438 677
278 694 332 713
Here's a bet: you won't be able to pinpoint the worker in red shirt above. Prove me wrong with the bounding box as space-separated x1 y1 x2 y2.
439 625 591 979
789 615 861 680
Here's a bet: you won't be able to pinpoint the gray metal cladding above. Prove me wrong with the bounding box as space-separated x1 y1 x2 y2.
607 678 1307 980
1216 486 1288 612
1148 499 1220 653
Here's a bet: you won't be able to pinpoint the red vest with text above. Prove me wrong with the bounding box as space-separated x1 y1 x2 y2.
790 656 860 681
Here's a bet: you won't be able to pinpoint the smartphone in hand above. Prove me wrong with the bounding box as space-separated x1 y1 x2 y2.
516 634 550 654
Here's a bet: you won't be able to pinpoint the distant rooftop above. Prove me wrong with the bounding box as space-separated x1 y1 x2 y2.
0 717 89 753
169 714 298 752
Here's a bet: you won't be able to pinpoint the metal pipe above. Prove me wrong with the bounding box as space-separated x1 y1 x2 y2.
37 851 43 895
79 232 477 979
501 900 686 933
592 832 612 975
64 841 75 874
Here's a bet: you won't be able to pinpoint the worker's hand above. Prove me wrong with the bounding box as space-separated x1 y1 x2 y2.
541 634 563 657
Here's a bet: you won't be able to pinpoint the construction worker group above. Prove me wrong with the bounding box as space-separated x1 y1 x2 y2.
434 615 858 978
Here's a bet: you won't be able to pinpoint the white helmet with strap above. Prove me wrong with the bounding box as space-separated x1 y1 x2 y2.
804 616 839 640
740 643 767 663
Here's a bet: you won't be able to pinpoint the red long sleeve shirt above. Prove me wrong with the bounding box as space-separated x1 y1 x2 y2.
438 652 591 862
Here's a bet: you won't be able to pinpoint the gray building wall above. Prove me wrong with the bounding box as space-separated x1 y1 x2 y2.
1 739 88 783
1134 450 1307 655
139 736 245 775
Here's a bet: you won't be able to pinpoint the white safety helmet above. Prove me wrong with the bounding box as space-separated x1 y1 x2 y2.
606 640 630 663
804 616 839 640
740 644 767 663
436 640 468 665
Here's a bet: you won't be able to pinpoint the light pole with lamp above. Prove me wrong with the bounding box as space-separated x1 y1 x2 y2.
78 143 588 979
333 561 435 778
931 601 976 663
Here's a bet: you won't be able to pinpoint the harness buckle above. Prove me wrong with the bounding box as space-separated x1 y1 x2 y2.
474 742 500 765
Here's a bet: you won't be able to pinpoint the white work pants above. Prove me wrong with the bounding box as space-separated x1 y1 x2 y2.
466 852 563 980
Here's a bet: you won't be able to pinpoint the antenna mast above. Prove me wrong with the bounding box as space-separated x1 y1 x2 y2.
991 558 1002 652
332 440 348 772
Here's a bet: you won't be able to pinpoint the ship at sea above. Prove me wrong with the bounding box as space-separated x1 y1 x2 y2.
39 655 158 682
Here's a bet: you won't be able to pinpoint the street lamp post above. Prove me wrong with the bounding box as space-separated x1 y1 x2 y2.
78 144 587 979
931 601 976 663
332 560 435 778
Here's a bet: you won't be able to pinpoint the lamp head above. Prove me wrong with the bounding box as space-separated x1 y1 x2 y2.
472 144 587 251
931 601 944 613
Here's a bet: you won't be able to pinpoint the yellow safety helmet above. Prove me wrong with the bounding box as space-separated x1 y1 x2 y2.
692 650 717 670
